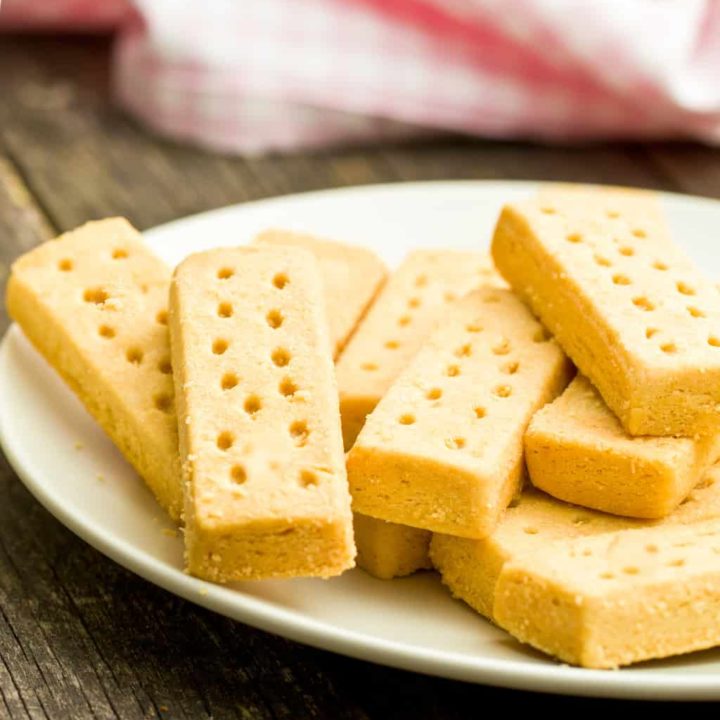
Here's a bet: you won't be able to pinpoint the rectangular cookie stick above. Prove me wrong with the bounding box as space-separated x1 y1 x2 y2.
431 464 720 619
6 218 182 519
354 513 431 580
254 229 387 358
336 249 498 449
526 375 720 518
254 233 427 577
492 189 720 436
347 287 573 538
494 517 720 668
170 246 355 581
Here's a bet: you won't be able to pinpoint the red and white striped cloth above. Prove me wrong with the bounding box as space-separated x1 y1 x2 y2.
4 0 720 154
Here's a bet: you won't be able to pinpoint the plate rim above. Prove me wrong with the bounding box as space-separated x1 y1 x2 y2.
3 179 720 701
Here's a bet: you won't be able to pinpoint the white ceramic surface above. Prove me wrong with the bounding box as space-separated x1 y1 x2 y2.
2 181 720 701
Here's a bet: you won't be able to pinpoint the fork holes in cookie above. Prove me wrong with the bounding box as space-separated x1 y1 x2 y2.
492 340 511 355
445 437 466 450
217 302 233 318
501 361 520 375
279 377 298 397
466 322 482 333
646 327 659 339
156 310 169 325
217 267 234 280
98 325 115 339
273 273 289 289
606 210 620 219
494 384 512 398
360 362 378 372
244 395 262 415
709 336 720 348
83 287 109 305
661 342 678 354
385 340 400 350
415 274 428 288
455 343 472 358
632 228 646 239
158 359 172 375
299 470 318 487
397 315 411 327
688 306 706 319
676 281 695 296
266 309 284 329
112 249 128 260
221 372 238 390
426 388 442 401
58 258 73 272
126 347 144 365
594 254 612 267
153 393 172 413
540 206 556 215
623 566 639 575
619 246 634 257
212 338 228 355
446 365 461 377
398 413 416 426
566 233 582 244
653 261 668 271
632 296 655 312
289 420 309 445
271 348 290 367
230 465 247 484
408 297 421 309
612 274 631 286
216 431 234 451
474 406 486 419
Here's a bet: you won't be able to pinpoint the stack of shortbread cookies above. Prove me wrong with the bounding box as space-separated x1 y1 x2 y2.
8 185 720 670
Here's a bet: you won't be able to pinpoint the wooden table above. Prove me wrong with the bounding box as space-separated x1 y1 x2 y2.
1 35 718 718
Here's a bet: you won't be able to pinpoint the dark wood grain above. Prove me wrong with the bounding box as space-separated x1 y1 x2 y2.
641 142 720 199
0 34 715 719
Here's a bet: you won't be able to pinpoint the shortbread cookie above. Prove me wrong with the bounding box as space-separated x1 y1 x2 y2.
494 517 720 668
492 189 720 436
347 287 572 538
7 218 182 519
254 230 387 358
431 464 720 619
354 513 431 580
170 246 354 581
526 375 720 518
336 250 497 448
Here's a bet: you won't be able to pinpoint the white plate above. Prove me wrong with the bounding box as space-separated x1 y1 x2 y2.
2 180 720 701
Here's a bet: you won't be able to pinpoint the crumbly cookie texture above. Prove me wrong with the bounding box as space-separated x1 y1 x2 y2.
336 249 499 449
254 229 387 359
492 189 720 436
526 375 720 518
494 516 720 668
354 513 431 580
431 463 720 619
6 218 182 519
170 246 354 582
347 287 572 538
